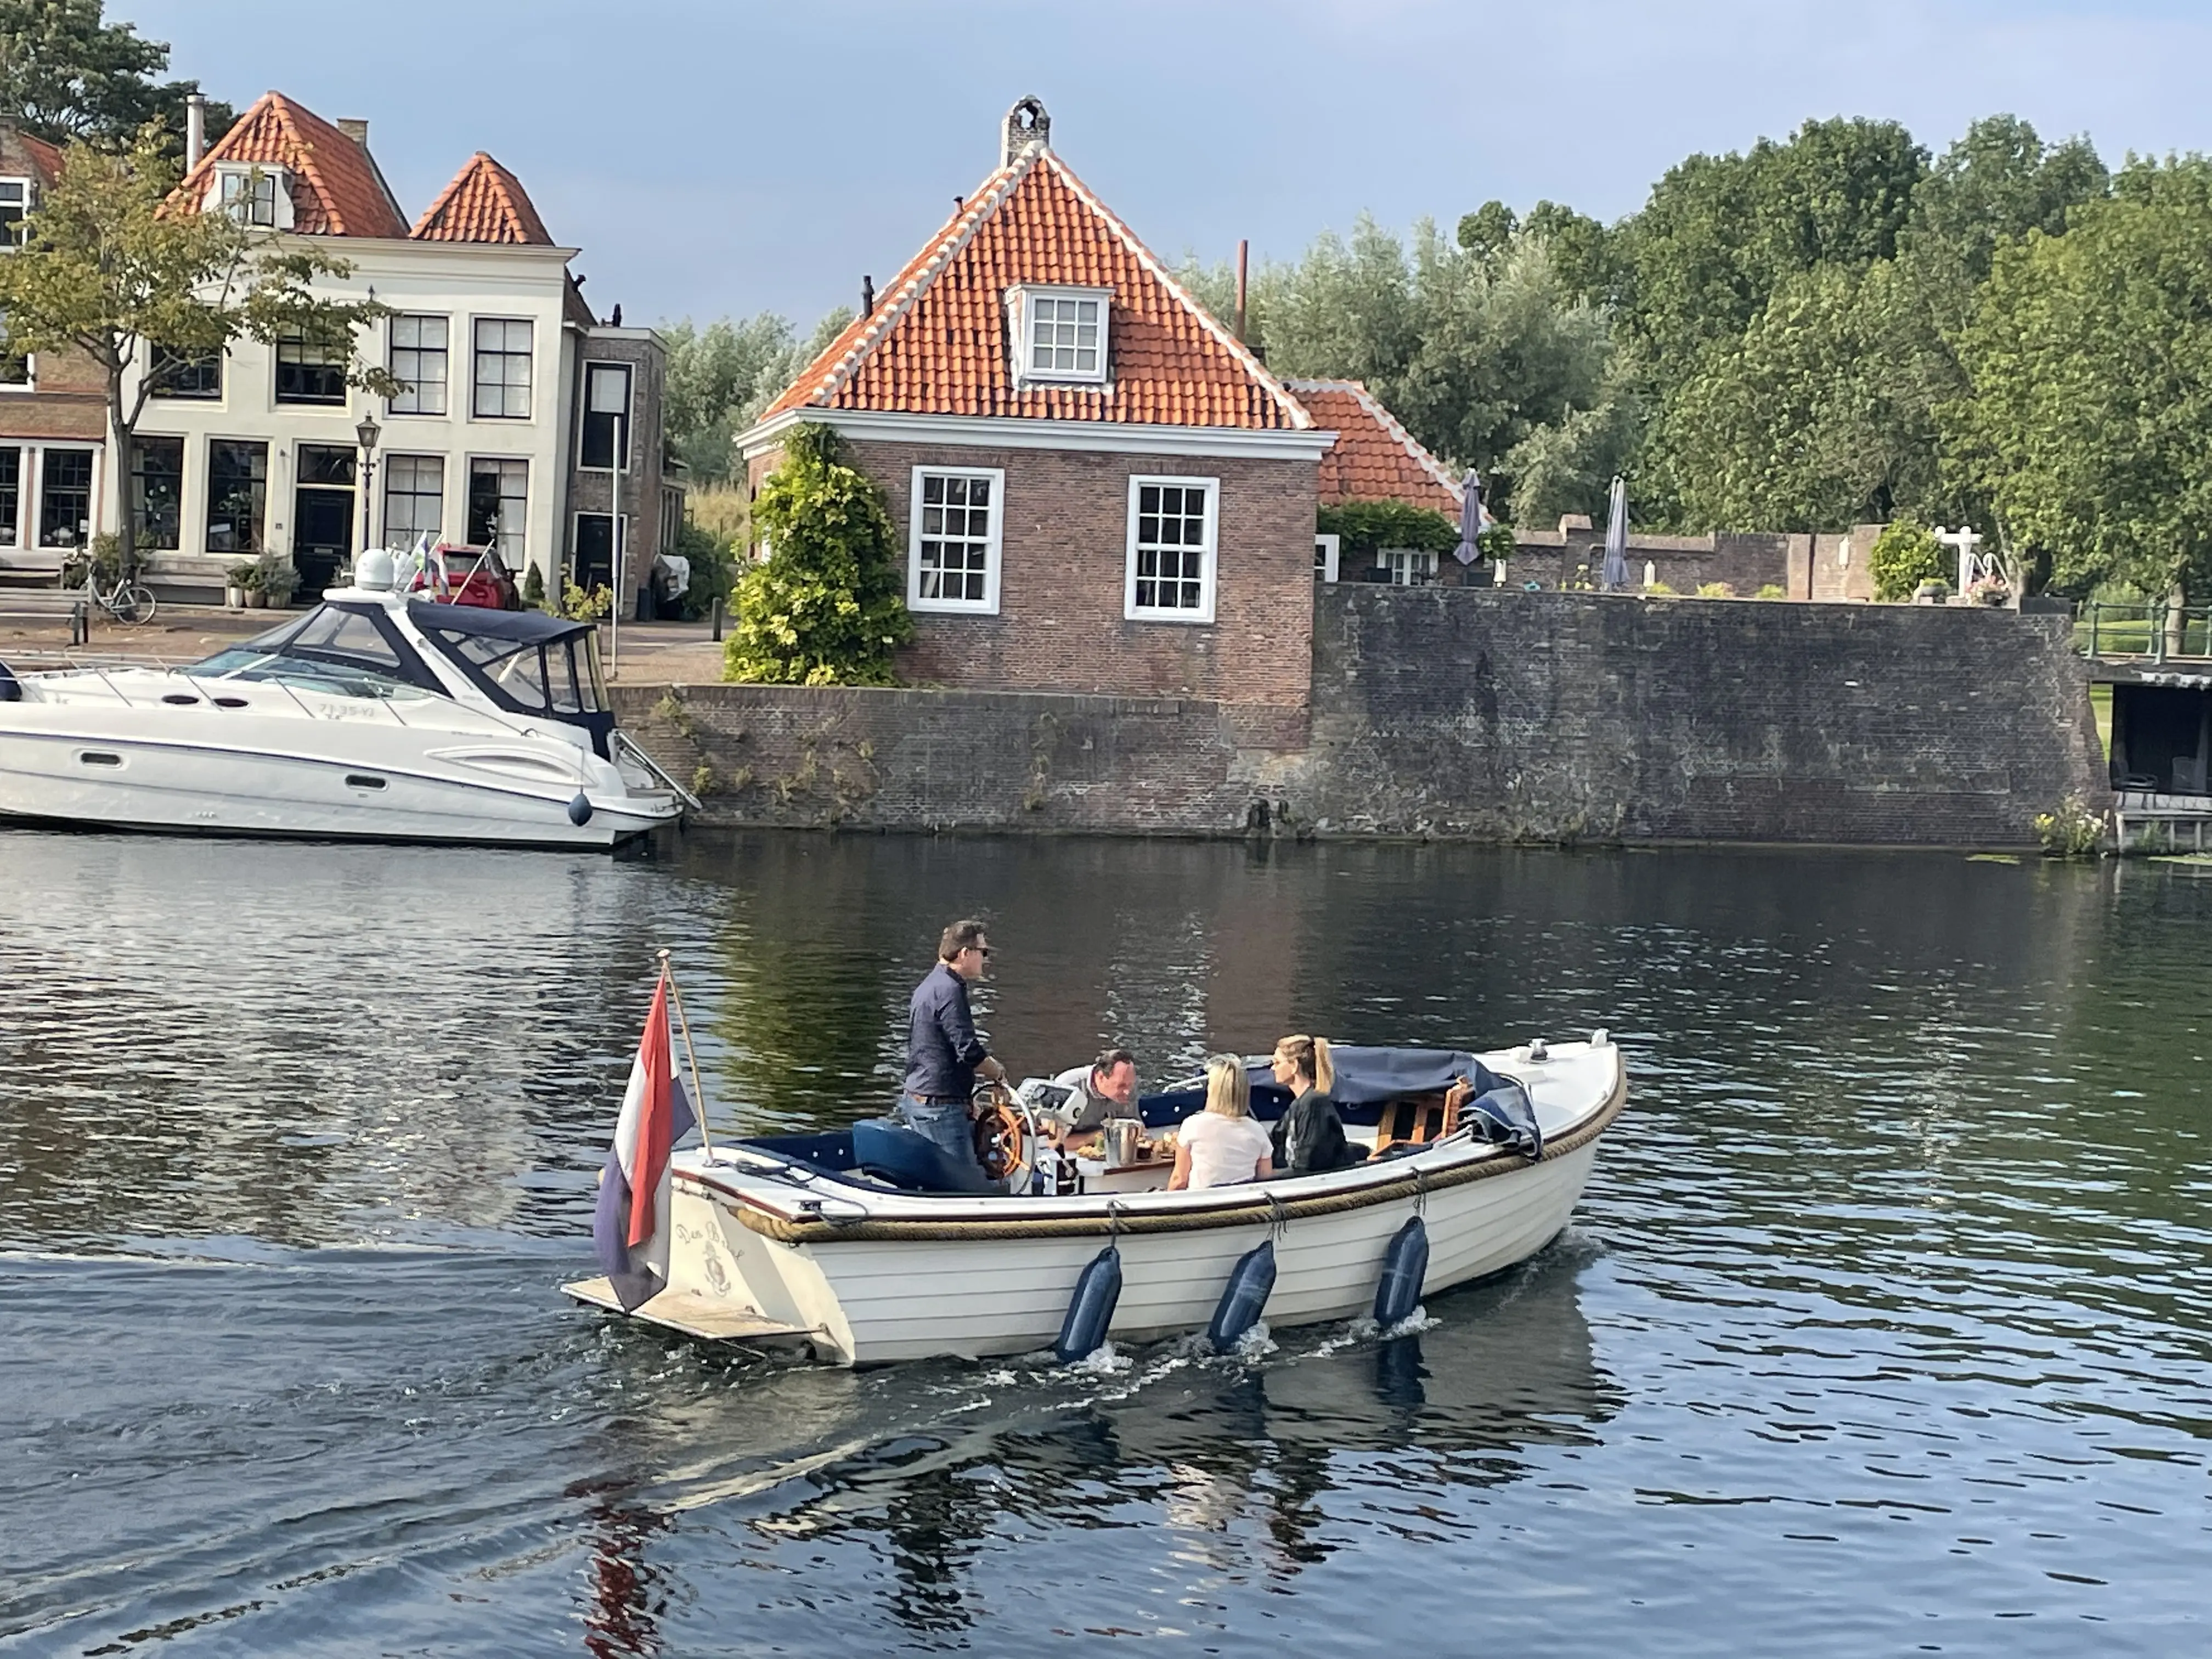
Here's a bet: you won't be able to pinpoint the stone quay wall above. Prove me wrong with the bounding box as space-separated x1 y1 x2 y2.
617 588 2107 845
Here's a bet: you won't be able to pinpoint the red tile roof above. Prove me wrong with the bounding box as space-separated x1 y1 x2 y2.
13 129 64 186
765 144 1308 430
174 92 408 238
1286 380 1463 515
411 152 555 246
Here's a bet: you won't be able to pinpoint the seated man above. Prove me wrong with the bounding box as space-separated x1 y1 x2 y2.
1045 1048 1140 1152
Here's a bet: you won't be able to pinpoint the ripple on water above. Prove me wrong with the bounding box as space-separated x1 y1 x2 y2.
1 832 2208 1655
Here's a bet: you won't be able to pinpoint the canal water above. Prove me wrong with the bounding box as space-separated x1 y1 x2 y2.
1 830 2206 1656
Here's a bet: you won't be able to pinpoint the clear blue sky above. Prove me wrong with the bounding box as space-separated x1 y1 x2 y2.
128 0 2212 332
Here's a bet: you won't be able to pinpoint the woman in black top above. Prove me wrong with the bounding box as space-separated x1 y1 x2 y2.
1269 1034 1361 1176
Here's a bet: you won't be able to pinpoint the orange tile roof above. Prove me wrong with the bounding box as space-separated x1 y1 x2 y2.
411 152 555 245
14 129 64 186
174 92 408 238
1286 380 1463 515
765 144 1308 430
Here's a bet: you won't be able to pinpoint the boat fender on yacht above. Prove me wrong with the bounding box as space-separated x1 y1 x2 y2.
567 791 594 826
1054 1243 1122 1364
1371 1215 1429 1328
1206 1239 1277 1354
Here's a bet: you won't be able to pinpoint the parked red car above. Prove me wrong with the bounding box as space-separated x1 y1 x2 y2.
419 544 522 611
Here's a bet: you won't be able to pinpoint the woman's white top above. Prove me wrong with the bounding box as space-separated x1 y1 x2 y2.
1179 1111 1272 1189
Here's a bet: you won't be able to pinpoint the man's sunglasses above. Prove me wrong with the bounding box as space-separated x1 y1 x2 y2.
964 944 994 958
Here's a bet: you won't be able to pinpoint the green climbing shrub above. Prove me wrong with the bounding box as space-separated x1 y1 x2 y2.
726 422 911 685
1870 517 1948 602
1317 499 1460 565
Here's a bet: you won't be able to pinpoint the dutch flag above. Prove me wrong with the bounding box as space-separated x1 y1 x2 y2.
591 973 696 1311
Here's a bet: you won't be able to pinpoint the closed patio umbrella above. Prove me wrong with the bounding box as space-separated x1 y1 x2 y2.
1600 475 1630 591
1453 469 1488 565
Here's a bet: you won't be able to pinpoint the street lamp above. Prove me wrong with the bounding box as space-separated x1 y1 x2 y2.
355 413 381 554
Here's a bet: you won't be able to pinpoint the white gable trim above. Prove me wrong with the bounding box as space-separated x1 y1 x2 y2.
737 406 1336 462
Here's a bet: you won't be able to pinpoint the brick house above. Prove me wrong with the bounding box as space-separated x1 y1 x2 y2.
1286 377 1465 584
736 99 1334 719
0 122 111 578
77 90 678 609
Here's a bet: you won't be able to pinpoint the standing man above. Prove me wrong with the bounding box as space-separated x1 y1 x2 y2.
900 919 1007 1179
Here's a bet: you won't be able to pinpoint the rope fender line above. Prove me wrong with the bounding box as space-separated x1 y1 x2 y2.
725 1075 1628 1247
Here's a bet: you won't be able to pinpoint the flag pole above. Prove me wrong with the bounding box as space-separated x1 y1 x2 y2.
657 948 718 1159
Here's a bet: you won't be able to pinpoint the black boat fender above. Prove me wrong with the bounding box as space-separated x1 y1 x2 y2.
1372 1214 1429 1328
1055 1243 1122 1364
1206 1239 1277 1353
567 791 594 826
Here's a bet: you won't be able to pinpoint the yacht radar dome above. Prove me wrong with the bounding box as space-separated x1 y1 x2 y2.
354 548 398 591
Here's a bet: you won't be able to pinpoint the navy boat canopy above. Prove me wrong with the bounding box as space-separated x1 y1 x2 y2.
1260 1046 1500 1108
403 600 590 644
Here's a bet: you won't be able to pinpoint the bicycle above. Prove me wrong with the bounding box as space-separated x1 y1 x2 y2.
62 556 157 625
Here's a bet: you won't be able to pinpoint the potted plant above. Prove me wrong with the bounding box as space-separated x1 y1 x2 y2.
224 562 254 611
256 551 298 608
239 562 266 608
1966 573 2012 608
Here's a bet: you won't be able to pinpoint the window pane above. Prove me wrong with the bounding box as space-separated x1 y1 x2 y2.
912 469 997 608
384 454 443 545
206 440 269 554
131 436 184 551
0 446 18 545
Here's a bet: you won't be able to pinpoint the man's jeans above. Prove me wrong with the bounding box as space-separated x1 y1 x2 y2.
897 1093 988 1181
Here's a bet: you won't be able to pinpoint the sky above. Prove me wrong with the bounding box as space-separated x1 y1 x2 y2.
126 0 2212 333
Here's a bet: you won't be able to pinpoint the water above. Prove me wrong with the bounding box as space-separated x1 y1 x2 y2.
2 831 2207 1655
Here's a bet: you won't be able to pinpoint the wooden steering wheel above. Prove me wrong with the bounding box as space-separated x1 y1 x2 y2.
970 1085 1031 1186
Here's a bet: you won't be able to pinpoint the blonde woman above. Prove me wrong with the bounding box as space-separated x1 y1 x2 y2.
1169 1054 1274 1190
1269 1034 1361 1176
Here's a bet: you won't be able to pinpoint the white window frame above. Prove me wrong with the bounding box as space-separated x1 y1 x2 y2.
382 453 445 546
388 314 449 416
1383 548 1438 586
212 164 292 230
1009 284 1111 388
1314 532 1340 584
1124 474 1218 624
466 454 529 558
0 176 33 249
906 464 1003 614
470 317 533 421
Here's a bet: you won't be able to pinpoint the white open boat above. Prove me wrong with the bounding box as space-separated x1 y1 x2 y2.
567 1037 1626 1366
0 551 690 850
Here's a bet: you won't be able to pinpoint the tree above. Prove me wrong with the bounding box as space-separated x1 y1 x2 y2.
0 128 397 568
1947 156 2212 598
660 306 855 483
0 0 232 150
725 422 911 685
1183 217 1633 524
1868 516 1946 600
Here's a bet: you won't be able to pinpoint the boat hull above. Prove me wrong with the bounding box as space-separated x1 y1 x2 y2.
0 716 676 849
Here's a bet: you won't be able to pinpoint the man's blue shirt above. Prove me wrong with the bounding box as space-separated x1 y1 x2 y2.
905 962 989 1099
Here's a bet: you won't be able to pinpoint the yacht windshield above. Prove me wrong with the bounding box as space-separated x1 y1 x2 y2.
190 603 443 700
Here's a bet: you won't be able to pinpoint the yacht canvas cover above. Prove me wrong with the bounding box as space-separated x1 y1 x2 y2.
1259 1047 1493 1107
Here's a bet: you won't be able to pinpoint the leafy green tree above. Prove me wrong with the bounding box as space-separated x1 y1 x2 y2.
726 422 911 685
1948 156 2212 598
1454 199 1517 262
1622 116 1927 386
1869 516 1947 600
661 308 854 483
0 129 396 569
0 0 230 150
1186 217 1632 524
1522 199 1625 306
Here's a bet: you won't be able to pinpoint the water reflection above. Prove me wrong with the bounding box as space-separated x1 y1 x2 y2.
2 827 2209 1654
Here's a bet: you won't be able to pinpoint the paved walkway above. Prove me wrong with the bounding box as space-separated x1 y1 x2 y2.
0 603 729 683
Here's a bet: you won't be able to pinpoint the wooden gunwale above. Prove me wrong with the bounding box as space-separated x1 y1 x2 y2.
699 1070 1627 1246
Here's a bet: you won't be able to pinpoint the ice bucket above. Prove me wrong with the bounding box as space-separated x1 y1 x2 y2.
1104 1119 1141 1166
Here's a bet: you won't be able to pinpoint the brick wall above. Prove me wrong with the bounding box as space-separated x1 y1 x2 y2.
620 588 2107 846
757 437 1317 708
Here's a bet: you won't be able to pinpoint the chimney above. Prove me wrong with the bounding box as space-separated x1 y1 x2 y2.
1002 95 1049 167
861 274 875 315
1233 239 1249 342
185 93 206 171
337 119 369 148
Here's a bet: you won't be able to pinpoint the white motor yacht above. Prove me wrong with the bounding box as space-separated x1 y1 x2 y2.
0 550 690 850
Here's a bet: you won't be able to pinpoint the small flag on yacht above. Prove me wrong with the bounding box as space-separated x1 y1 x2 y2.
591 973 695 1311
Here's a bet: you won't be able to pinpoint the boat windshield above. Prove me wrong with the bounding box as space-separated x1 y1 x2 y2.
189 604 443 701
422 625 606 715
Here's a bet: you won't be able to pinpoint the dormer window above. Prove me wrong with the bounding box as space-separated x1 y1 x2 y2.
213 165 291 229
1010 284 1110 386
